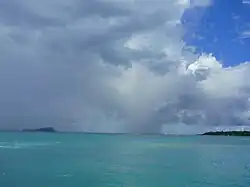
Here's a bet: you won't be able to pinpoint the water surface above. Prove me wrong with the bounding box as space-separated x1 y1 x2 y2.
0 132 250 187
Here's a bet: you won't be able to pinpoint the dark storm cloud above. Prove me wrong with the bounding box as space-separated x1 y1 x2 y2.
0 0 250 133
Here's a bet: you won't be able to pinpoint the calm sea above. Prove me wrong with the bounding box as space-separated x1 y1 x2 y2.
0 132 250 187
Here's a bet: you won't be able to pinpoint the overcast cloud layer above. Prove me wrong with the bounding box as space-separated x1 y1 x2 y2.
0 0 250 134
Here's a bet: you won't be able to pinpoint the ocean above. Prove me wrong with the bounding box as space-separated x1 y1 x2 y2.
0 132 250 187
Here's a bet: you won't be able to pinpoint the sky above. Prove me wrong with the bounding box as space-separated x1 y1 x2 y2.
0 0 250 134
184 0 250 67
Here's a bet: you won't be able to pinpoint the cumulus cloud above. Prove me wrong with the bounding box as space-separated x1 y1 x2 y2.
0 0 249 133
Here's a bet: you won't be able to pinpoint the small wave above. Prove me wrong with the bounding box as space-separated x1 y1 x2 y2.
0 141 59 149
0 145 21 149
56 174 73 178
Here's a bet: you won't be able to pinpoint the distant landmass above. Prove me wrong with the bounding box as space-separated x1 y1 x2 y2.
22 127 56 133
202 131 250 136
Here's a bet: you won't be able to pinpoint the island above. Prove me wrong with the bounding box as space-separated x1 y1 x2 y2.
202 131 250 136
22 127 56 133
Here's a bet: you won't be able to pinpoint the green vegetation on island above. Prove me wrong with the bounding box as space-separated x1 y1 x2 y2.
22 127 56 133
202 131 250 136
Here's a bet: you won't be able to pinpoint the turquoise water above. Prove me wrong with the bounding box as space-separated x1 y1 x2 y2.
1 133 250 187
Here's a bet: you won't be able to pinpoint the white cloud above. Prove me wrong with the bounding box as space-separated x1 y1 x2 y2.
240 31 250 39
243 0 250 5
0 0 249 134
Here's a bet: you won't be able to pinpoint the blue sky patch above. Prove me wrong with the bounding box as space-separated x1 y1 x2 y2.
183 0 250 66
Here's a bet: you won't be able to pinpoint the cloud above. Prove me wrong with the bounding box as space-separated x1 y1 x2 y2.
243 0 250 5
0 0 249 134
240 31 250 39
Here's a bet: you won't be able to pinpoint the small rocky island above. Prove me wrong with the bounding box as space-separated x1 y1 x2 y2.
202 131 250 136
22 127 56 133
